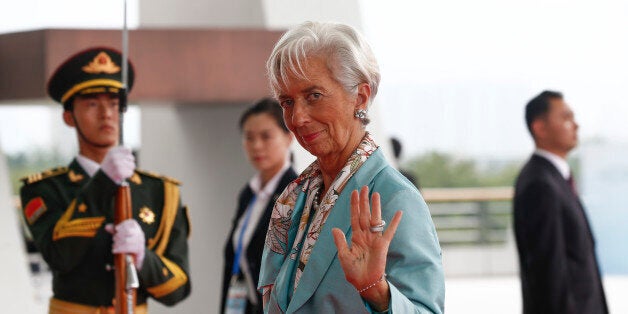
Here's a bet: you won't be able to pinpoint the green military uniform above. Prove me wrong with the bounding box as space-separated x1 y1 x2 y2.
19 46 191 311
20 160 191 307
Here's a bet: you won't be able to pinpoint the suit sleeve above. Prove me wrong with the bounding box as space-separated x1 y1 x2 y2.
379 189 445 314
137 182 191 306
518 181 574 312
20 170 117 273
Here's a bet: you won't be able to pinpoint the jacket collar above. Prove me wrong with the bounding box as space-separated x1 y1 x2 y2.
285 149 388 312
67 159 88 184
534 148 570 179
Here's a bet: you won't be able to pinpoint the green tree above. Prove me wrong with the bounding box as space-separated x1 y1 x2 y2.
404 151 522 188
7 149 69 193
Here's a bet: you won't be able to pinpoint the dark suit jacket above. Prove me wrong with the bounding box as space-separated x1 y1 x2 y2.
513 154 607 314
220 167 297 314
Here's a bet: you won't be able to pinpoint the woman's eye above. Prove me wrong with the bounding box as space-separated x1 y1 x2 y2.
307 93 322 102
279 99 294 108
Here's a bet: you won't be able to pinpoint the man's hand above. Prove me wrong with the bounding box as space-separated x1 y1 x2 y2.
101 146 135 184
105 219 146 270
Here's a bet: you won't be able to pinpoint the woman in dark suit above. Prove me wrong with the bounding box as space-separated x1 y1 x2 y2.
221 98 297 314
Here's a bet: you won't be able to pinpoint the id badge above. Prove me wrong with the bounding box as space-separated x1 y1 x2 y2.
225 275 247 314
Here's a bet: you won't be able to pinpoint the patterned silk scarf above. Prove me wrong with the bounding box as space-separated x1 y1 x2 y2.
265 132 378 291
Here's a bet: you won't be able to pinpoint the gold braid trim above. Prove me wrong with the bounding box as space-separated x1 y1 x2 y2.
20 167 69 185
146 257 188 298
147 181 179 254
144 181 186 298
53 200 105 240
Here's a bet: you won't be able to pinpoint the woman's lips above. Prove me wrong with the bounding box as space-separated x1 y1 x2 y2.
301 131 321 143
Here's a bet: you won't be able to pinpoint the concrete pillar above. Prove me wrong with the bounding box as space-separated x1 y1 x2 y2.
140 103 254 313
0 138 39 313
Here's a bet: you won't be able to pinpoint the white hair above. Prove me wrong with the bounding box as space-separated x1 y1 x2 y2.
266 21 380 106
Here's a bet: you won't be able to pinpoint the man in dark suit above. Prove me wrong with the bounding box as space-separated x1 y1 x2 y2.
513 90 607 314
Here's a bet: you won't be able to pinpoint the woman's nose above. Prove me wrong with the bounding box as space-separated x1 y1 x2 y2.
290 101 309 127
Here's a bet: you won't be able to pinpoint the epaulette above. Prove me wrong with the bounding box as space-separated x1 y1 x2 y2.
20 167 69 185
136 169 182 185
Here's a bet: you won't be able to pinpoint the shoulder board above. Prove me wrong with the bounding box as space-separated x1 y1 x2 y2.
20 167 69 185
135 169 182 185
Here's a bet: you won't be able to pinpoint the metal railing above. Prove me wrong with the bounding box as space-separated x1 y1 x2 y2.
422 187 514 246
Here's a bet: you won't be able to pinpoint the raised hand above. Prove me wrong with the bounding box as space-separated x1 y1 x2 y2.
332 185 402 311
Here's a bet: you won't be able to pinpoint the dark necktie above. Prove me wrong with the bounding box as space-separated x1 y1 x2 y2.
567 174 578 196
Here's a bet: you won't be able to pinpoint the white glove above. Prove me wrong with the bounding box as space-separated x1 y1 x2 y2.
101 146 135 184
105 219 146 271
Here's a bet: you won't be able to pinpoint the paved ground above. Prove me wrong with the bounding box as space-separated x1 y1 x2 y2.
27 271 628 313
446 275 628 313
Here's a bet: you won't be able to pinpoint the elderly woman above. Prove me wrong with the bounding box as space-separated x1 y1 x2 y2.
258 22 445 313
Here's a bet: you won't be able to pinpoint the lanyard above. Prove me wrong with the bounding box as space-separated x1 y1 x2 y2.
231 195 257 276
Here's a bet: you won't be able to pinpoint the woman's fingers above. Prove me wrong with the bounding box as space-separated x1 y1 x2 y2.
350 190 361 233
359 186 371 231
370 192 382 227
350 186 397 242
332 228 349 254
383 210 403 242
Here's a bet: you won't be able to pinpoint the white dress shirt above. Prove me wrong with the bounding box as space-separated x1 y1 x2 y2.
231 161 291 304
76 154 100 177
534 148 571 180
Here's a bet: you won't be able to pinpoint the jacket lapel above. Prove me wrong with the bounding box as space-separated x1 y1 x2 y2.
286 150 387 312
535 155 596 245
254 168 297 240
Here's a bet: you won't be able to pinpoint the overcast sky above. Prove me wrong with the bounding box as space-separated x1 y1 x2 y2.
362 0 628 159
1 0 627 160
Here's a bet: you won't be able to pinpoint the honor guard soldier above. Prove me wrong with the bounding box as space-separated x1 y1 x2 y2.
20 47 191 313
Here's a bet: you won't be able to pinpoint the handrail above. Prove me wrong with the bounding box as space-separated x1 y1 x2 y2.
422 187 513 203
420 187 514 246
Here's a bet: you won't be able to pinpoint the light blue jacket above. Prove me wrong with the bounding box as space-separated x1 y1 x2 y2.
259 149 445 313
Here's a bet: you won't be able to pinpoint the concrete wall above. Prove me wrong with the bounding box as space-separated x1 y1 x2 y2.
0 138 39 313
139 103 254 312
139 0 265 28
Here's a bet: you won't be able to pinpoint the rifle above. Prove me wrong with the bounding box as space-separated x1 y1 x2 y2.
114 184 139 314
114 1 139 313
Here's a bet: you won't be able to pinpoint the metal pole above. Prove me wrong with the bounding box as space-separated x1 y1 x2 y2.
119 0 128 146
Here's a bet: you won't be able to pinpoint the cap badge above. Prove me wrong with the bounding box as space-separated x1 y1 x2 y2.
82 51 120 74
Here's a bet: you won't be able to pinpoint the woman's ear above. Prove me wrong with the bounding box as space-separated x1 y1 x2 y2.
355 83 372 111
63 110 76 128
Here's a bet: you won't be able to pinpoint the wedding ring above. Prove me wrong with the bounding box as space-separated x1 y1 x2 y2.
369 220 386 233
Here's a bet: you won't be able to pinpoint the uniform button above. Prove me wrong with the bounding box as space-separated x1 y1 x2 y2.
105 264 113 271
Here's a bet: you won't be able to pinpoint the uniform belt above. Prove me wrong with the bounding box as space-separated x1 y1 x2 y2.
49 298 148 314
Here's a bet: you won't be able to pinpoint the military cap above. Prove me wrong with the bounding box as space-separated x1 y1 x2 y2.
47 47 135 108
